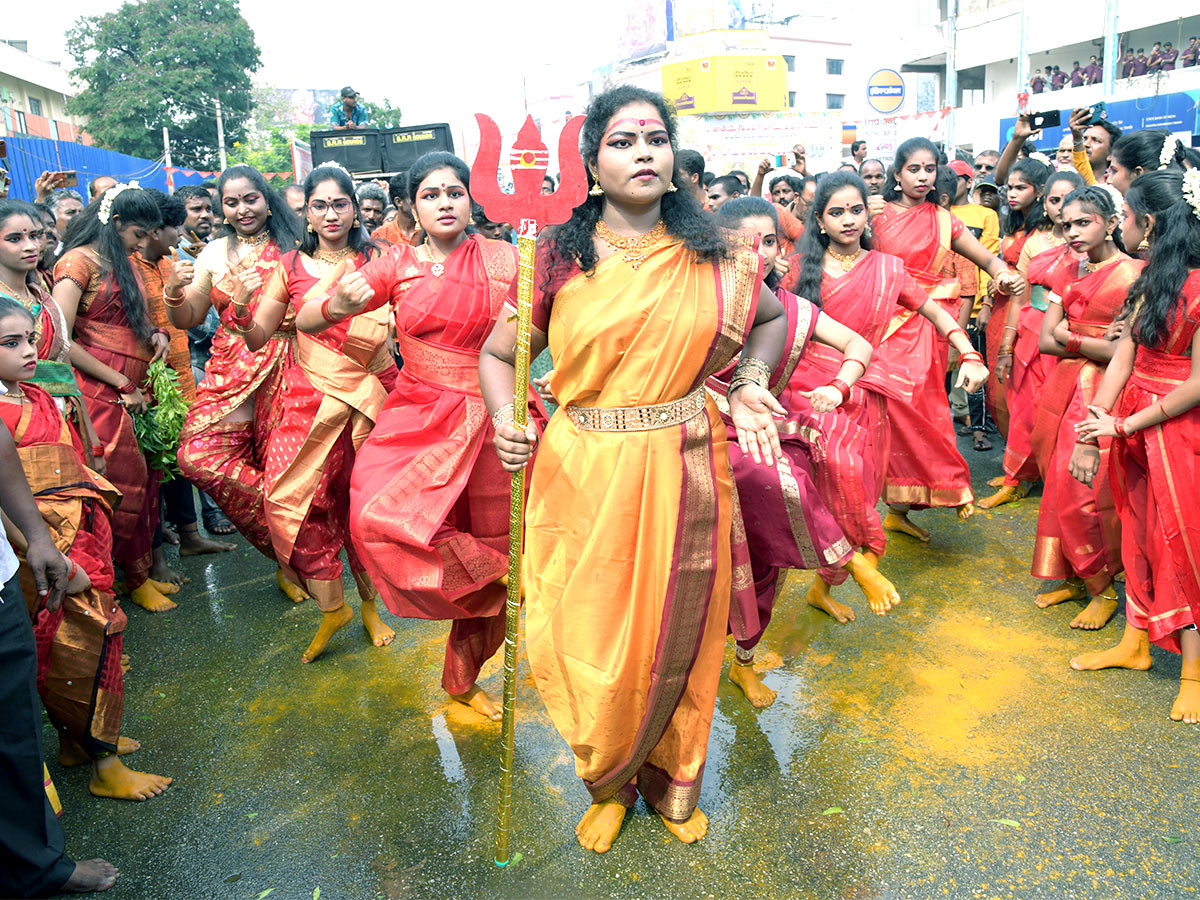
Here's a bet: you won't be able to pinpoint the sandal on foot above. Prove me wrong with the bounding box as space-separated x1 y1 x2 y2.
972 432 993 451
202 510 237 536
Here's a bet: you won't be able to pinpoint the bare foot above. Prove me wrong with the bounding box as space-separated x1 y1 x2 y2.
576 799 627 853
806 576 855 624
449 683 503 720
146 577 180 595
987 475 1006 488
179 524 237 556
301 603 354 663
161 522 179 545
957 503 975 520
883 511 930 542
660 807 709 844
848 552 900 615
60 736 140 767
1171 678 1200 724
976 482 1031 510
149 556 186 587
1070 623 1152 671
120 652 130 674
276 568 309 603
62 858 119 892
360 597 395 647
729 661 778 708
1035 579 1087 609
1070 593 1119 630
128 582 176 612
89 756 171 801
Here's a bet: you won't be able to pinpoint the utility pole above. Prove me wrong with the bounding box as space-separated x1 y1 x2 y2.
1101 0 1119 97
945 0 958 150
1016 0 1029 106
162 126 173 192
214 95 227 171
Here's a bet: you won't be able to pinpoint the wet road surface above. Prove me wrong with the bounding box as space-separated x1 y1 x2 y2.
47 437 1198 899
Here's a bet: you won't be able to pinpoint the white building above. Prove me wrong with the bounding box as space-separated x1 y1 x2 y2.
0 39 86 142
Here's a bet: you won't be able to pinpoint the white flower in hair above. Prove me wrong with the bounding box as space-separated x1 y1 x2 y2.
314 161 352 177
1029 152 1052 167
1099 182 1124 209
97 180 141 225
1182 168 1200 222
1158 136 1177 170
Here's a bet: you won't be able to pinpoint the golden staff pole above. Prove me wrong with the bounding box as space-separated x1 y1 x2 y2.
495 223 536 868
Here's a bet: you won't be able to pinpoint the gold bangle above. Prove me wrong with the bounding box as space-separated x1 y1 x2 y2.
728 356 771 397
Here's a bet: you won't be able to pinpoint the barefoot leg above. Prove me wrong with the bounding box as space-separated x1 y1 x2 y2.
806 575 855 624
449 683 503 721
276 568 309 603
128 582 177 613
576 799 628 853
145 578 180 596
60 735 140 768
1171 630 1200 724
1035 578 1087 609
1070 588 1119 630
848 552 901 615
956 503 975 520
976 481 1032 510
1070 622 1153 671
62 858 120 893
660 807 710 844
178 523 237 556
148 549 186 586
882 508 931 542
360 597 395 648
89 755 172 801
301 604 354 663
728 652 778 708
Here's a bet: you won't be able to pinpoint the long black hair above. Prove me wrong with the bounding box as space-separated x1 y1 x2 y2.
1121 170 1200 348
216 165 301 250
296 164 378 263
792 172 873 307
1111 129 1185 175
883 137 942 203
715 196 780 288
59 186 161 343
1005 158 1052 236
543 85 726 292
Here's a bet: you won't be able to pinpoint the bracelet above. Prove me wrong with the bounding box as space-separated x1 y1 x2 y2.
841 358 867 378
959 350 985 365
1114 417 1130 439
117 379 137 395
320 296 342 326
1156 400 1173 420
1076 436 1099 447
1065 334 1083 355
233 320 256 336
944 326 969 342
67 559 79 582
491 403 515 429
163 287 186 308
154 327 169 339
728 356 771 397
980 301 994 310
996 349 1014 358
830 378 852 403
1004 325 1018 334
1089 404 1111 416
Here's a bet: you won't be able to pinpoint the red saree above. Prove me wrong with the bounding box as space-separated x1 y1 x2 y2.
985 229 1033 435
1111 271 1200 652
786 251 927 580
1030 255 1143 593
715 289 852 652
347 236 527 694
260 251 397 610
872 201 974 508
53 249 157 590
2 385 124 759
177 237 293 557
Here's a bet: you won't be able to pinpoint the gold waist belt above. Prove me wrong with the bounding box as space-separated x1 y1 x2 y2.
565 386 707 432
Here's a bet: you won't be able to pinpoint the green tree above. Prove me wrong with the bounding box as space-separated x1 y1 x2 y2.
66 0 260 170
366 98 402 129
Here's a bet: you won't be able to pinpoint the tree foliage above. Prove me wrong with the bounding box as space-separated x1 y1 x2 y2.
67 0 260 170
368 98 403 130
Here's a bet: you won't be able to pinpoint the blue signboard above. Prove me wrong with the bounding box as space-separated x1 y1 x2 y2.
999 90 1200 149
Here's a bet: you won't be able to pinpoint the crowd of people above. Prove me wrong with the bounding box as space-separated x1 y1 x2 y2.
1029 36 1199 93
1 84 1198 895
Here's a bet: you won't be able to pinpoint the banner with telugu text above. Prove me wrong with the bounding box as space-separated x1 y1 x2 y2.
677 111 843 181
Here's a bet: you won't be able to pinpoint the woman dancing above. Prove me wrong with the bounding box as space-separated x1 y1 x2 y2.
241 164 396 663
480 86 787 852
1069 170 1200 722
869 139 1022 541
167 166 307 601
308 152 530 715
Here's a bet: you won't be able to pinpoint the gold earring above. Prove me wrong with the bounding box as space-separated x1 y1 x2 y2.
353 217 360 227
589 182 604 197
666 182 678 193
307 223 314 233
1137 237 1150 251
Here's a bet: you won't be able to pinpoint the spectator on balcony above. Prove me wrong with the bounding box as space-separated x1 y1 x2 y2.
1121 49 1136 78
46 189 83 241
1132 49 1148 76
1084 55 1102 84
329 86 368 130
1070 61 1085 88
88 176 116 200
1030 69 1046 93
1162 42 1178 71
1147 42 1163 73
1050 66 1068 90
1182 37 1199 67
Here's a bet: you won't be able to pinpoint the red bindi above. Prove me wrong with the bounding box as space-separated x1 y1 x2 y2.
639 119 645 126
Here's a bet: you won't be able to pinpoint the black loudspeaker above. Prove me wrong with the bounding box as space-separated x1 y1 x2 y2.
309 129 384 175
381 124 454 172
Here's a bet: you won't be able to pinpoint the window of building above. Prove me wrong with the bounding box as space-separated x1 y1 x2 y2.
826 59 844 76
28 97 42 117
788 91 796 108
783 55 796 73
826 93 845 110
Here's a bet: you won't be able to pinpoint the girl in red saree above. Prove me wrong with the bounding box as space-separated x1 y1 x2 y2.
1069 170 1200 722
713 196 873 708
241 164 396 663
1029 186 1143 630
166 166 306 601
480 87 787 853
308 152 530 716
791 172 990 623
0 297 172 801
869 139 1023 541
980 169 1085 508
51 185 180 613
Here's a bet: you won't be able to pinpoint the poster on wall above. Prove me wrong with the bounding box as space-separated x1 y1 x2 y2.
676 111 844 184
848 108 951 165
663 56 787 115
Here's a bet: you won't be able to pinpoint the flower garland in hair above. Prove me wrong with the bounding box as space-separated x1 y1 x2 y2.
1158 137 1178 170
1182 168 1200 222
1099 182 1124 210
314 161 352 177
97 180 140 225
1028 151 1052 167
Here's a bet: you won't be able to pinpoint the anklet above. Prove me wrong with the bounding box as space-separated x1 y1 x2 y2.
734 646 756 666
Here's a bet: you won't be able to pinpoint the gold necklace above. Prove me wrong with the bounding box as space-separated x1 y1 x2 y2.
0 277 40 316
236 230 270 247
826 246 862 272
314 246 355 273
420 237 451 277
0 386 26 402
1084 253 1121 274
595 219 667 270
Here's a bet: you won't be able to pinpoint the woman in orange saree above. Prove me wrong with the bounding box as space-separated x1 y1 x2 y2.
310 153 530 715
869 139 1023 541
0 298 171 801
166 166 306 602
51 186 180 613
1069 170 1200 722
1029 186 1143 631
243 165 396 663
479 87 787 853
